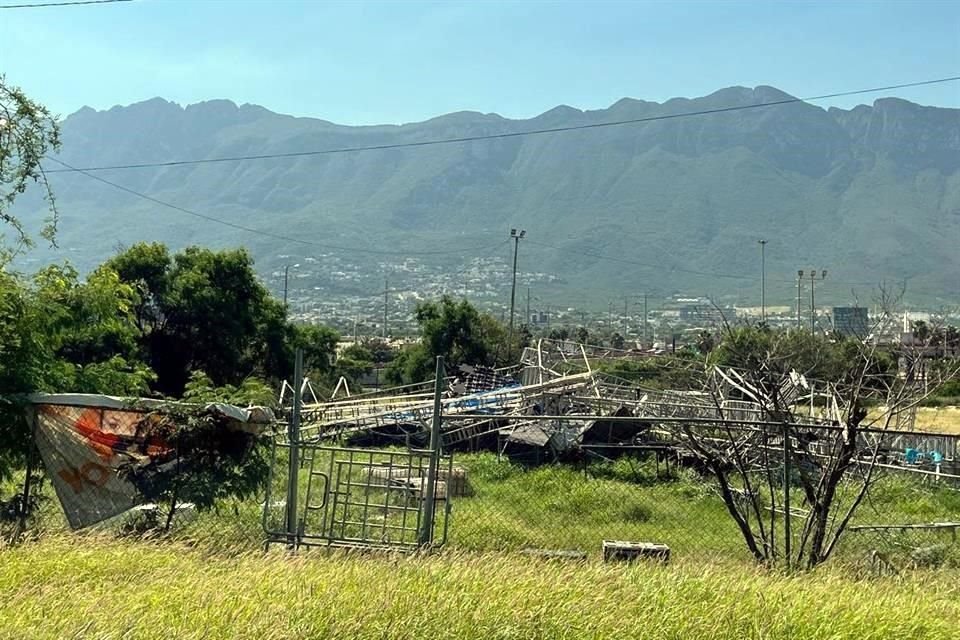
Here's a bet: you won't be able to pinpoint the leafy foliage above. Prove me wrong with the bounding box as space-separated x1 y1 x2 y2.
182 371 276 407
105 242 339 395
595 354 702 390
0 265 153 480
121 405 270 532
385 296 523 385
0 75 61 247
708 326 897 394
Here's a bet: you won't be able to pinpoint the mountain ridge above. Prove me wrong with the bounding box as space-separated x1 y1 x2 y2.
16 86 960 306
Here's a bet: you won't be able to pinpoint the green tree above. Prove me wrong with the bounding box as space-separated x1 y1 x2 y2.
0 264 154 488
0 76 60 247
361 338 396 364
385 296 517 385
332 343 375 390
105 243 339 395
709 325 896 391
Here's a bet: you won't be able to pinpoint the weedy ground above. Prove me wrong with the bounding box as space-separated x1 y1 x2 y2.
2 536 959 640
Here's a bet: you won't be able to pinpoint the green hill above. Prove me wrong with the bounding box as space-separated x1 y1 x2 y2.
15 86 960 307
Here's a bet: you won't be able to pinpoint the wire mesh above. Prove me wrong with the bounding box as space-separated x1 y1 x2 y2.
5 423 959 572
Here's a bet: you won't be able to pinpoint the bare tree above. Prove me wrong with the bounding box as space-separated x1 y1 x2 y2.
675 287 960 569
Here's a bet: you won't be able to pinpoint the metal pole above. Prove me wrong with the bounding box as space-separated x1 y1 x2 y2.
810 272 816 333
383 277 388 339
419 356 445 546
783 421 792 568
796 272 803 330
623 297 628 335
283 264 290 308
643 293 648 344
759 240 767 324
286 348 303 548
526 286 531 327
14 437 35 541
508 234 520 357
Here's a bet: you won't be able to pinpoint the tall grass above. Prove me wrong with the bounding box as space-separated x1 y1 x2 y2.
2 536 959 639
9 449 960 570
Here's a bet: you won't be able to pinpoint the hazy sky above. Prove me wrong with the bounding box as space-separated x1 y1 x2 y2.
2 0 958 124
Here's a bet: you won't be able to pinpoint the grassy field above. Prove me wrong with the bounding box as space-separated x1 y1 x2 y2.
862 405 960 433
11 450 960 568
908 406 960 434
2 537 959 639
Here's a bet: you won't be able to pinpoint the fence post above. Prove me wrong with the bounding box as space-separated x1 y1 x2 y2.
286 348 303 548
13 441 35 542
783 421 792 569
419 356 445 547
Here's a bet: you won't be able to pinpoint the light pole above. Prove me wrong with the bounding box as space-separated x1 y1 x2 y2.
643 292 648 345
508 228 525 357
759 240 767 324
796 270 804 329
283 263 300 309
809 269 827 332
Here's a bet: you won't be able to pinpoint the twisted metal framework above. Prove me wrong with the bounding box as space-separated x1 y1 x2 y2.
275 338 955 478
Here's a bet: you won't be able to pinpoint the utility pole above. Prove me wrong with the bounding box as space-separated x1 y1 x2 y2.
759 240 767 324
283 263 299 310
623 296 629 335
508 229 526 357
796 271 803 330
382 277 388 339
526 286 531 327
809 269 827 333
643 292 648 344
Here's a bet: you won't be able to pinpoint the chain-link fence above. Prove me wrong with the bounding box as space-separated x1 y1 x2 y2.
7 424 959 575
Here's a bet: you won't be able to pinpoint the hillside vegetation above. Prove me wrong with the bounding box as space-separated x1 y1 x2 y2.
18 88 960 304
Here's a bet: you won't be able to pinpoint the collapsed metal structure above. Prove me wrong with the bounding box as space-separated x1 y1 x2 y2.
274 339 904 456
277 339 954 475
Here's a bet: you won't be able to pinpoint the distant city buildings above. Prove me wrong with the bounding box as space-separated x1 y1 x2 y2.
672 297 735 327
832 306 869 337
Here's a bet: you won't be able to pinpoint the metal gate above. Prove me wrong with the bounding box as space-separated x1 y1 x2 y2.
263 442 453 550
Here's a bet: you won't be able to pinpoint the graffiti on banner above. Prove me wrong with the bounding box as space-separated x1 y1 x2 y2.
30 397 272 529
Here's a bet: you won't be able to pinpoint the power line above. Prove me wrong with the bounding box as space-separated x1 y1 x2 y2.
45 157 501 257
44 76 960 174
0 0 132 8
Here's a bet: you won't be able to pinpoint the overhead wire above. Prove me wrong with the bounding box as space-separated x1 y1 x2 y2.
45 157 498 256
42 76 960 299
0 0 131 8
43 76 960 174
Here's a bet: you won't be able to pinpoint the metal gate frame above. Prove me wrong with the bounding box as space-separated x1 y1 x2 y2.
262 442 452 550
263 355 450 551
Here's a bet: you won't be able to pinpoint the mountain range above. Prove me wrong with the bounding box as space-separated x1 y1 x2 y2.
16 85 960 307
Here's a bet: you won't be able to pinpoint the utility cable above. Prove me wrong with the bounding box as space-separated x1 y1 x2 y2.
45 156 499 256
1 0 131 8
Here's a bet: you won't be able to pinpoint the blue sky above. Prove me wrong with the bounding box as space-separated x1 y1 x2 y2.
1 0 958 124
